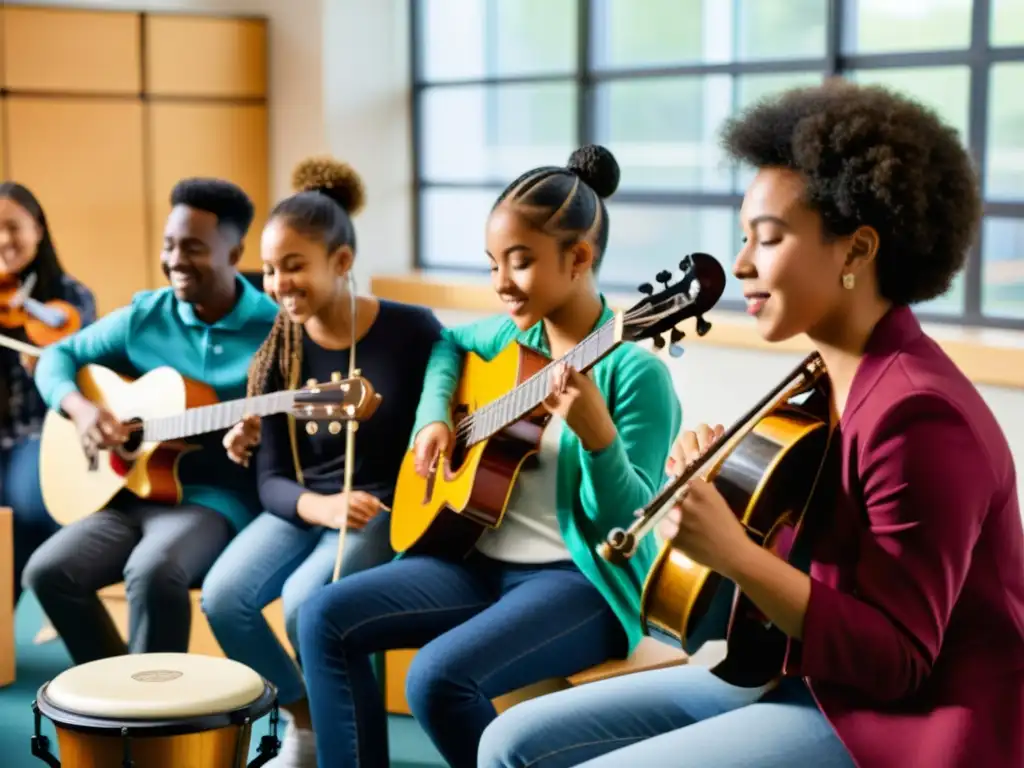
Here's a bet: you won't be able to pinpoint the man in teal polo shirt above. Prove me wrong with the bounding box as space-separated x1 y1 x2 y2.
23 178 279 665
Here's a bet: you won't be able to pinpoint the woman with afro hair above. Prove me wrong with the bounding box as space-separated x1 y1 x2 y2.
477 80 1024 768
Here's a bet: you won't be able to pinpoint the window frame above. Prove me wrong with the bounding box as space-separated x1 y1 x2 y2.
409 0 1024 330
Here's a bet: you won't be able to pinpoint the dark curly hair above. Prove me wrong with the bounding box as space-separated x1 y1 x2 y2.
493 144 621 272
170 178 256 243
720 79 982 306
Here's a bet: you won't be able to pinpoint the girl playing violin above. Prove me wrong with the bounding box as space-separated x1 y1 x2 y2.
0 181 95 608
477 80 1024 768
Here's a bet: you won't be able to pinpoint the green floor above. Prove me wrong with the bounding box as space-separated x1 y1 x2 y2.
0 594 444 767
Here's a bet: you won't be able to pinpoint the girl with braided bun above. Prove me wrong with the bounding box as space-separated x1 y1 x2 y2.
200 157 443 768
295 145 681 768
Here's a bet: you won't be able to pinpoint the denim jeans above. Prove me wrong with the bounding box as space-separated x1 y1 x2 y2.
478 664 855 767
1 435 58 605
297 550 628 768
22 494 233 664
200 509 394 705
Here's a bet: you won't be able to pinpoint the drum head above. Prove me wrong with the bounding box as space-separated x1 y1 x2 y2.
38 653 275 735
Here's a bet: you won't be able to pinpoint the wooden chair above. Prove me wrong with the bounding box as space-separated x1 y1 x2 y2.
0 507 14 687
95 585 689 715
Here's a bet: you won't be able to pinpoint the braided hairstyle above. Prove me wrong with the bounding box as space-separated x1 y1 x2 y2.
246 157 366 397
492 144 621 272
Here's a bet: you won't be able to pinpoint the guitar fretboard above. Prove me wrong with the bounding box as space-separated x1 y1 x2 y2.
464 319 619 446
142 391 297 443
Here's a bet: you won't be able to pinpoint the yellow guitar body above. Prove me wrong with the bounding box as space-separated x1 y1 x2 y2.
40 365 212 527
391 341 549 557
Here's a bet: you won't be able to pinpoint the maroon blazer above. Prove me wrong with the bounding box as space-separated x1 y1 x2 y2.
782 305 1024 767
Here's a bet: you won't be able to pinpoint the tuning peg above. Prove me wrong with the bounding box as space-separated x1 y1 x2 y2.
306 421 319 435
637 282 654 296
679 255 693 272
330 371 342 383
306 378 317 388
328 421 342 435
651 335 666 351
353 368 362 377
669 343 685 358
696 315 712 337
656 270 672 287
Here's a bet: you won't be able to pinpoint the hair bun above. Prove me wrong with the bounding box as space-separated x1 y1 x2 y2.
291 156 366 215
566 144 620 199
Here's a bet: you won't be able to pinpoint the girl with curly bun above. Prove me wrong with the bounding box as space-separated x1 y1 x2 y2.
200 157 444 768
295 145 681 767
477 81 1024 768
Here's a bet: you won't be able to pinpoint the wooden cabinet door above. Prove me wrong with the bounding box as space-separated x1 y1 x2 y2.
146 103 269 275
5 97 148 316
1 7 140 94
144 15 267 98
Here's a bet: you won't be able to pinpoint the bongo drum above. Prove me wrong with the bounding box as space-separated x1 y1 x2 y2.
30 653 280 768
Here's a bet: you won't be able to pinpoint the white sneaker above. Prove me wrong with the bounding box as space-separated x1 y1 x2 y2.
262 724 317 768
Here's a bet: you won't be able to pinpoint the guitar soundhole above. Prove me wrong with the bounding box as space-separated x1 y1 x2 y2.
122 418 144 454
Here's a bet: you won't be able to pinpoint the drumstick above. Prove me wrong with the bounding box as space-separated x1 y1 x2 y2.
0 334 41 356
332 272 359 583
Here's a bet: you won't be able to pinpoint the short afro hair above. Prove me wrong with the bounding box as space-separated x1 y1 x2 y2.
720 78 982 306
170 178 256 241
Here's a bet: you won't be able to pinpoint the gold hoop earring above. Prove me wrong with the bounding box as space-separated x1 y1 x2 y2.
842 273 855 290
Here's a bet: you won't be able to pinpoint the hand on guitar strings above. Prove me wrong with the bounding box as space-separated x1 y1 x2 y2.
73 401 128 463
224 415 261 467
413 422 452 478
300 490 390 531
542 363 617 453
658 424 754 577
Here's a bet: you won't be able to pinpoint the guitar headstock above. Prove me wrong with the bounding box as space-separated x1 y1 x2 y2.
620 253 727 358
292 373 382 435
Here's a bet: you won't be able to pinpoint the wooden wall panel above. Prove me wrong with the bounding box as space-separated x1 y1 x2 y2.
6 98 148 315
146 103 269 275
1 7 141 93
0 98 6 180
145 15 267 98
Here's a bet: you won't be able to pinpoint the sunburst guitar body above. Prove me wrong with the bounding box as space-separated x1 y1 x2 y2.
390 253 729 558
40 364 380 527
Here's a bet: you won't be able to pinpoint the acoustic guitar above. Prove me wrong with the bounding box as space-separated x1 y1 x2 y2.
39 364 381 526
390 253 727 558
599 352 838 688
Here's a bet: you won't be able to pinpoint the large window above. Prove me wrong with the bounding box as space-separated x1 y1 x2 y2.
411 0 1024 328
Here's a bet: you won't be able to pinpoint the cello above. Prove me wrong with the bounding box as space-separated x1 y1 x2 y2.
599 352 839 688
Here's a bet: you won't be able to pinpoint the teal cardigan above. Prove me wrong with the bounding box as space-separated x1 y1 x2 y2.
411 299 682 653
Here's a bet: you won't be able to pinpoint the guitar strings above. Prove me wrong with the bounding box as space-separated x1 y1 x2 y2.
451 295 688 446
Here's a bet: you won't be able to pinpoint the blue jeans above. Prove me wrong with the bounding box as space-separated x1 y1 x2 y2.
478 664 855 767
2 436 58 605
201 510 394 705
297 550 627 768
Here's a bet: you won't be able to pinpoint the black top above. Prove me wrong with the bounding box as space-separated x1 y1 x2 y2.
256 300 443 527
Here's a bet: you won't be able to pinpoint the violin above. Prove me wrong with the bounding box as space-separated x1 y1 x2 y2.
599 353 839 689
0 273 81 347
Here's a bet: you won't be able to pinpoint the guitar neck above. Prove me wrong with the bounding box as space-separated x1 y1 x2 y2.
141 390 297 442
465 318 620 446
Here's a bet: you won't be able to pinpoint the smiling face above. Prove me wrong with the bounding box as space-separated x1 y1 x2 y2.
733 168 864 342
161 204 240 306
0 197 43 277
260 217 349 324
485 204 592 330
